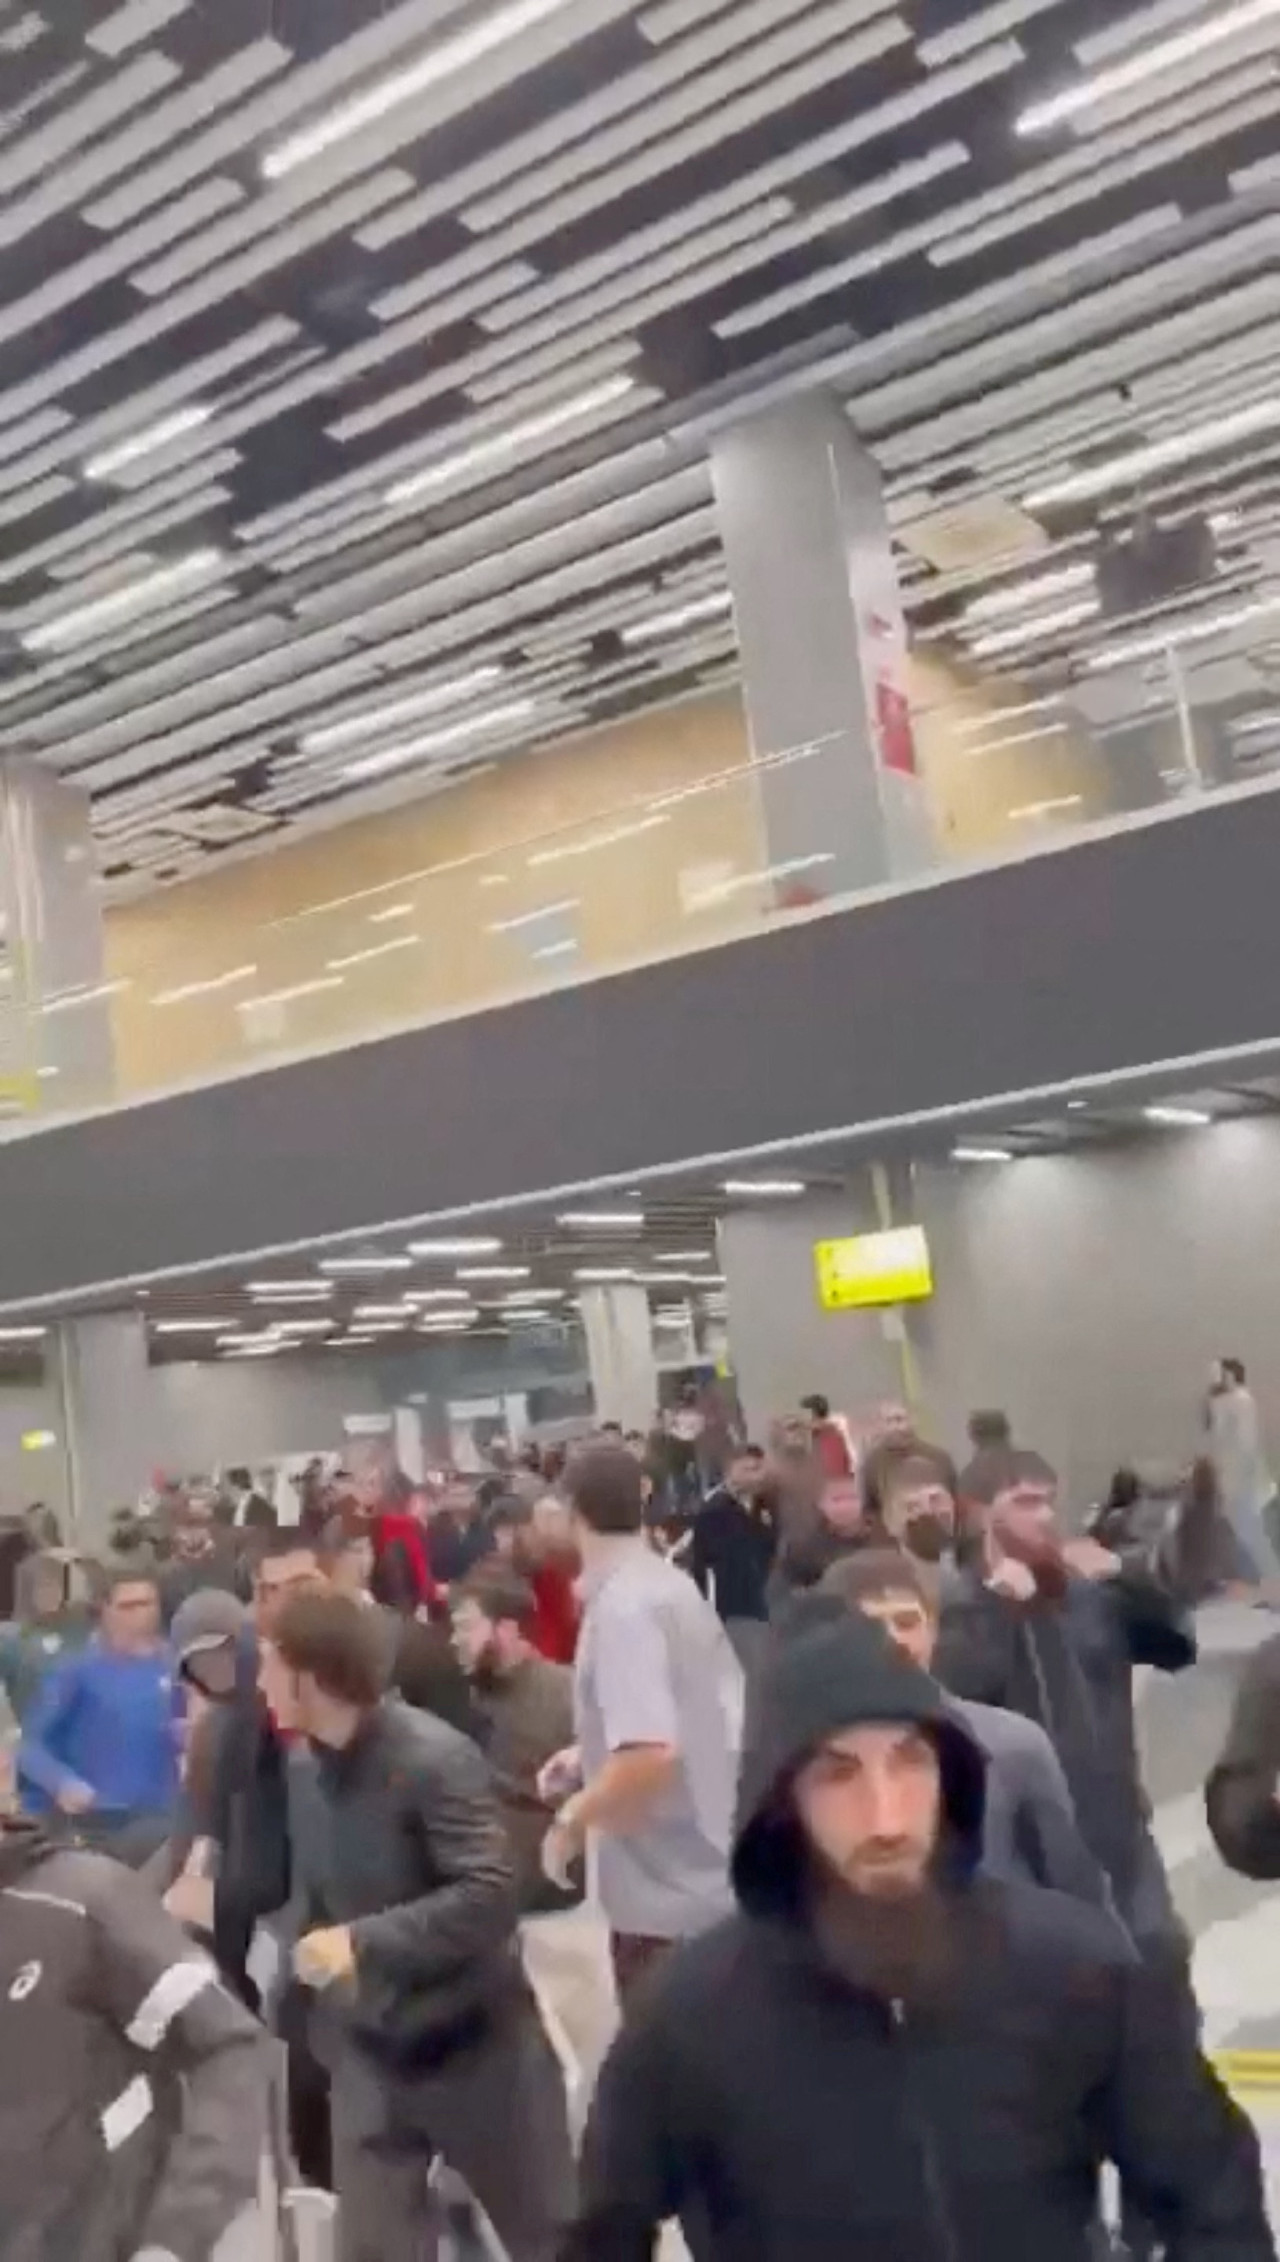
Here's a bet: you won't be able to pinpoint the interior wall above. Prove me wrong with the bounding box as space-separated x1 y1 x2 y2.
909 650 1118 853
46 1318 589 1546
721 1117 1280 1508
100 654 1127 1103
103 692 764 1091
0 1378 71 1531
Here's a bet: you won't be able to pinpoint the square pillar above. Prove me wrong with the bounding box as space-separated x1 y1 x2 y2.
711 391 933 902
0 760 114 1108
54 1311 161 1548
579 1283 658 1434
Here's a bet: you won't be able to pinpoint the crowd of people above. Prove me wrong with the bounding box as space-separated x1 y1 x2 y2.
2 1379 1280 2260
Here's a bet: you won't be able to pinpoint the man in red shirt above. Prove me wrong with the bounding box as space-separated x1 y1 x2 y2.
523 1495 581 1664
801 1393 857 1482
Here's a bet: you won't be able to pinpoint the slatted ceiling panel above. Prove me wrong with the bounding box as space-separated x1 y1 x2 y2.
0 0 1266 883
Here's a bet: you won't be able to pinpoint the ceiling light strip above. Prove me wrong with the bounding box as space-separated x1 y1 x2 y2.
0 40 288 260
1017 0 1280 133
357 3 997 255
470 0 901 233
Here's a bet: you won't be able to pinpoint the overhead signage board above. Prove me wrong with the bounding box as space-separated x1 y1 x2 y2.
814 1226 933 1311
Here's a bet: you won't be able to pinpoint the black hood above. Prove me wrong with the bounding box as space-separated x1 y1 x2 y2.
0 1815 62 1887
733 1610 987 1918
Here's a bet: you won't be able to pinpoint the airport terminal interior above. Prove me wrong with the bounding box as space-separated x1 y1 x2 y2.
1 0 1280 2253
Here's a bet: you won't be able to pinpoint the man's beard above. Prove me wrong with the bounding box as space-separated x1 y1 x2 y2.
999 1525 1070 1599
469 1643 506 1692
901 1511 953 1565
809 1864 961 2013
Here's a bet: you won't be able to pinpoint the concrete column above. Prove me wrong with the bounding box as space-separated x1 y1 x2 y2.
710 391 933 904
54 1310 161 1547
0 760 114 1109
719 1182 925 1440
579 1283 658 1433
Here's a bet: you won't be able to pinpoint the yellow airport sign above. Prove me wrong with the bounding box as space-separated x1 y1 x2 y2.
815 1225 934 1312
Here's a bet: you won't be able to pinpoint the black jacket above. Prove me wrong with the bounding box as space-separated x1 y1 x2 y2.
0 1820 272 2262
934 1563 1195 1924
689 1490 778 1622
1206 1630 1280 1876
290 1696 525 2072
207 1653 292 2000
566 1617 1269 2262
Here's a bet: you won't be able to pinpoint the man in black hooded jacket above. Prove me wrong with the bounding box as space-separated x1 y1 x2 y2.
563 1613 1270 2262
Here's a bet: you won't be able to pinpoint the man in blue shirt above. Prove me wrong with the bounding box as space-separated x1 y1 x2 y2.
19 1563 178 1866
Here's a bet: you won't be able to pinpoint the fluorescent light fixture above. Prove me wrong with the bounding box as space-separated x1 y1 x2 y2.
1067 1100 1089 1111
1088 592 1280 672
369 902 416 923
1007 794 1084 821
574 1266 636 1282
488 899 578 935
300 666 503 754
963 563 1095 623
43 978 130 1015
1017 0 1280 135
408 1237 502 1257
262 0 586 176
622 590 733 644
342 698 536 783
268 1318 337 1336
351 1319 410 1334
417 1309 480 1328
502 1287 567 1303
966 600 1099 658
0 1326 46 1341
505 1308 555 1322
224 1340 285 1357
652 1251 716 1264
83 405 211 482
637 1270 727 1286
457 1264 531 1281
721 1178 806 1197
22 548 225 651
318 1253 413 1274
326 934 420 972
246 1280 334 1299
354 1302 416 1320
405 1288 474 1304
952 1145 1015 1162
152 964 258 1007
1025 397 1280 512
386 376 635 506
1143 1104 1212 1126
527 815 668 870
151 1319 231 1335
556 1210 646 1228
237 975 344 1012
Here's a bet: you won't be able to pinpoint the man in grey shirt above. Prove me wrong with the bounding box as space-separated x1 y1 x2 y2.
540 1445 743 2005
819 1549 1109 1906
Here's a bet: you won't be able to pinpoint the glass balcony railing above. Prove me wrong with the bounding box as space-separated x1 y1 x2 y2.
0 635 1273 1131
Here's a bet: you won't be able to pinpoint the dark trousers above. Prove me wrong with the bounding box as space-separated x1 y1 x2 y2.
331 2005 574 2262
609 1930 674 2010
